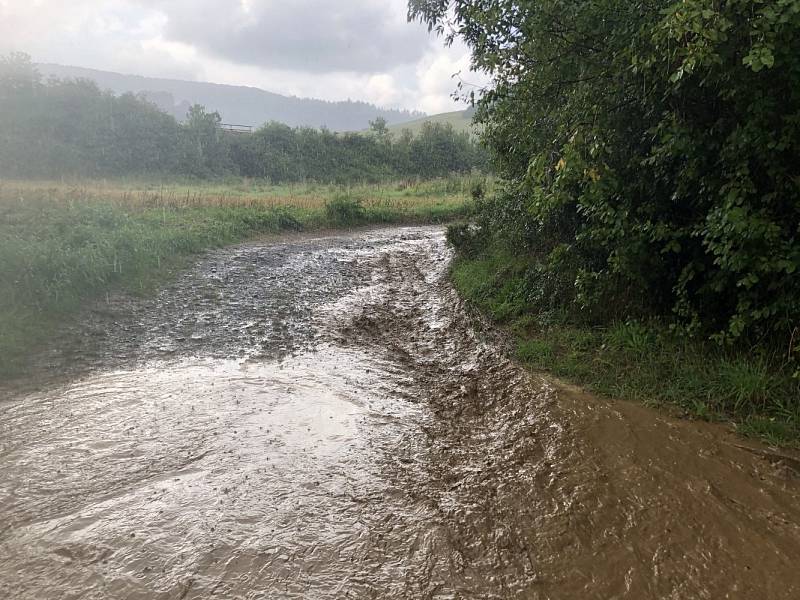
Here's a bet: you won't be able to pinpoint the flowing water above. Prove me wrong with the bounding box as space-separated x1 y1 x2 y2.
1 226 799 599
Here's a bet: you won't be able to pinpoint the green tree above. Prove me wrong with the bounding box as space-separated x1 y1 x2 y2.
180 104 232 176
369 116 390 137
410 0 800 344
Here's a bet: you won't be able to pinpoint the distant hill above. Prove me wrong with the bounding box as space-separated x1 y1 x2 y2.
37 64 425 132
386 108 477 136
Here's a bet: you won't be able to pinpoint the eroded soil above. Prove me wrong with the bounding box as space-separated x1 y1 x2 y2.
1 226 799 599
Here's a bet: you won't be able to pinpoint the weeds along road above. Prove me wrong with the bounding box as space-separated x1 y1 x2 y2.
1 226 800 599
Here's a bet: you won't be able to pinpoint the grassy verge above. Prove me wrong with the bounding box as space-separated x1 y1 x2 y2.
0 177 478 378
451 250 800 447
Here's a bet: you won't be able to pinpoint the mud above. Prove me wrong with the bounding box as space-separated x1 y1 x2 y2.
1 226 799 599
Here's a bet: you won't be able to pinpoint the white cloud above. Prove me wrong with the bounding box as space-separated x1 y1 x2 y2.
0 0 488 113
366 74 400 108
152 0 434 74
416 45 486 114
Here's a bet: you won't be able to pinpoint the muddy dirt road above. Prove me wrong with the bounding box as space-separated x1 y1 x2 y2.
2 226 800 599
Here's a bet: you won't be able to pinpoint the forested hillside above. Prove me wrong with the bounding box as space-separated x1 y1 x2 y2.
0 54 487 182
38 63 424 131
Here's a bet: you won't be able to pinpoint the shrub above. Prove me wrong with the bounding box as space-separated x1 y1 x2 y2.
325 196 366 226
445 223 485 258
412 0 800 347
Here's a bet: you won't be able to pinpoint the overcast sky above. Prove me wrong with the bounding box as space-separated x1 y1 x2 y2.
0 0 488 114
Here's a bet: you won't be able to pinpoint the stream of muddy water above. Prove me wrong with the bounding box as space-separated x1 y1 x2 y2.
2 226 800 599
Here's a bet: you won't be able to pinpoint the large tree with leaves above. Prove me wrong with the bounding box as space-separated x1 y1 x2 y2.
411 0 800 344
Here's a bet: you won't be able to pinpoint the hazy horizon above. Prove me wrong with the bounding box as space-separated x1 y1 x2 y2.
35 61 431 116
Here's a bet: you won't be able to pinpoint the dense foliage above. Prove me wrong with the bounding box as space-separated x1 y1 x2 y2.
411 0 800 349
0 53 487 183
229 118 485 183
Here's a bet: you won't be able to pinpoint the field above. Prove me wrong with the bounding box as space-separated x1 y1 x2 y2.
385 109 477 137
0 176 486 377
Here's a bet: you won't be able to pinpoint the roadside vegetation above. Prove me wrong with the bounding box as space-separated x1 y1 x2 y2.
450 241 800 446
0 177 485 377
0 53 487 182
410 0 800 445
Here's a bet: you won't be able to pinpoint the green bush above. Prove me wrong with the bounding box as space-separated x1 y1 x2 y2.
445 223 485 258
324 196 366 226
412 0 800 349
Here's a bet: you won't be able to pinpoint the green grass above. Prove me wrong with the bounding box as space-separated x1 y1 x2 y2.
7 174 490 207
0 177 477 378
384 109 477 137
451 252 800 447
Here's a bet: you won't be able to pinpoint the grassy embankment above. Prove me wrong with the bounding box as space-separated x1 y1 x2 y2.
384 109 476 137
0 176 485 377
450 245 800 447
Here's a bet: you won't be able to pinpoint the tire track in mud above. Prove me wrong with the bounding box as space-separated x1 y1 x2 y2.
1 226 800 599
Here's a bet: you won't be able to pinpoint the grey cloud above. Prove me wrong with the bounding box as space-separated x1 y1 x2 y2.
154 0 433 74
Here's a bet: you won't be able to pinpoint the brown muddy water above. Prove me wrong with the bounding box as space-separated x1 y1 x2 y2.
1 226 800 599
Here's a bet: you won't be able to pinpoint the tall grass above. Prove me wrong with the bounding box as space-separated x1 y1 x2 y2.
451 251 800 447
0 177 479 377
5 174 493 211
